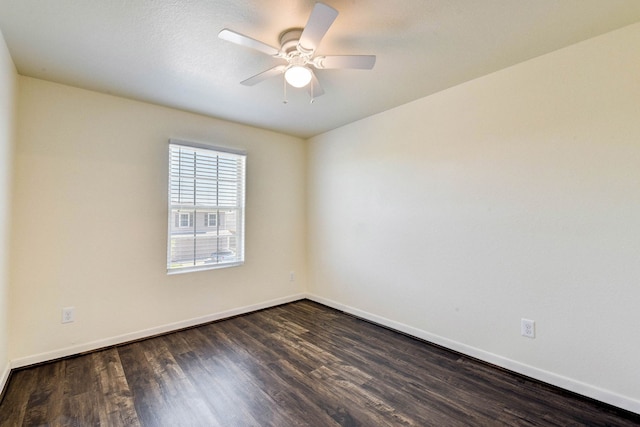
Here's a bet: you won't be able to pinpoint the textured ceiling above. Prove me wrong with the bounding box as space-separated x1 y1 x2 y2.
1 0 640 138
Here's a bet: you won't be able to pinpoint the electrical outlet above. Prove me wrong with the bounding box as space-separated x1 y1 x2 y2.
289 271 295 282
521 318 535 338
62 307 75 324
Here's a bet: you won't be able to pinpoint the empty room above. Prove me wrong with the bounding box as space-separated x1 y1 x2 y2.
1 0 640 425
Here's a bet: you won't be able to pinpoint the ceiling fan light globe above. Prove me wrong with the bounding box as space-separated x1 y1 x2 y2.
285 66 312 88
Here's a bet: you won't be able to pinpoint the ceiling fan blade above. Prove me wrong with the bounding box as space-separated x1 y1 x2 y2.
241 65 287 86
313 55 376 70
308 70 325 99
298 3 338 53
218 29 280 56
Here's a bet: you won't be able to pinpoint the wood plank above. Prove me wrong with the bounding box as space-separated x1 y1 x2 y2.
0 369 39 425
161 329 259 426
23 360 66 425
195 322 302 426
219 317 343 425
92 348 141 426
117 342 171 426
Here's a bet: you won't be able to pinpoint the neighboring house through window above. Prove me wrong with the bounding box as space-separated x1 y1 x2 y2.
167 140 246 273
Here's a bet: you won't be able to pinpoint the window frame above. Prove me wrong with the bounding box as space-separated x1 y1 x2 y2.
167 140 246 274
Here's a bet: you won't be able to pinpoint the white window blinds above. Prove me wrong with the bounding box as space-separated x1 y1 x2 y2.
167 141 246 273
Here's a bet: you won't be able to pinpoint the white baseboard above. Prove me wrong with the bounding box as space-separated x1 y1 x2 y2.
10 293 306 370
306 293 640 416
0 360 10 397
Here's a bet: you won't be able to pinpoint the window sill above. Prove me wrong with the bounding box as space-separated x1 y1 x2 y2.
167 261 244 275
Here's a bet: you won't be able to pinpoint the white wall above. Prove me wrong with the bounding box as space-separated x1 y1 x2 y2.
10 77 307 363
0 29 17 391
307 23 640 412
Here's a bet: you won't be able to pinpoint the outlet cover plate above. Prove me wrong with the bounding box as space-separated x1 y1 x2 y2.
521 318 535 338
62 307 75 324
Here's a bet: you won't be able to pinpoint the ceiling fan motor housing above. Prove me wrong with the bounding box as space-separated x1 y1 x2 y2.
279 29 303 52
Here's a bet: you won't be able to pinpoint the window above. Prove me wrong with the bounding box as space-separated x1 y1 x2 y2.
177 212 193 228
204 212 217 227
167 141 246 273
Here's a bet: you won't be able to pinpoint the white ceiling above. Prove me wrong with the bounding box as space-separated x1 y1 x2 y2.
1 1 640 138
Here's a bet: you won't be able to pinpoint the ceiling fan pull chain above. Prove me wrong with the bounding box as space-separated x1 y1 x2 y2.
310 77 315 104
283 74 288 104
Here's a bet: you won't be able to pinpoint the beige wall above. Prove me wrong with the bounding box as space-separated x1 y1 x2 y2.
307 23 640 412
0 29 17 388
10 77 307 363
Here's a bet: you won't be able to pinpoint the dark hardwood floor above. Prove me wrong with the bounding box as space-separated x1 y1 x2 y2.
1 300 639 426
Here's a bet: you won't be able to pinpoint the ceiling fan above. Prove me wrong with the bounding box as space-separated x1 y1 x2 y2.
218 2 376 101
